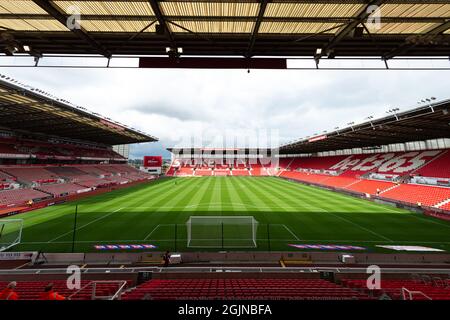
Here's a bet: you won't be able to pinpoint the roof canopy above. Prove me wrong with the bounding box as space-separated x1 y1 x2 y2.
0 77 157 145
0 1 449 58
280 99 450 154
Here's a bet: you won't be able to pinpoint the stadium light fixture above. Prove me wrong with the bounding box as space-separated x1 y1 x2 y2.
23 45 30 52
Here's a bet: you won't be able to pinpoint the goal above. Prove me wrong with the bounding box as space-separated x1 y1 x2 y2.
186 216 258 248
0 219 23 252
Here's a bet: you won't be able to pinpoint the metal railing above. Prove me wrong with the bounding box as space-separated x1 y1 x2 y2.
67 280 128 300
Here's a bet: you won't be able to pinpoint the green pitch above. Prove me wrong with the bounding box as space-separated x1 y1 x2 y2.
2 177 450 253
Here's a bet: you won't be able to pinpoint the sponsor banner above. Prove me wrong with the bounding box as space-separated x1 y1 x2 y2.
0 251 38 261
288 244 366 251
143 156 162 167
94 244 157 250
308 135 327 143
376 245 445 252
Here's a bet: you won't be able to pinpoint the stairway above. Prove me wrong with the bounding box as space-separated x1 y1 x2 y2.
379 183 401 195
433 198 450 208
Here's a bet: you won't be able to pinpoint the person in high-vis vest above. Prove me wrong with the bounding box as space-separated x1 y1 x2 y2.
0 282 19 300
40 283 65 300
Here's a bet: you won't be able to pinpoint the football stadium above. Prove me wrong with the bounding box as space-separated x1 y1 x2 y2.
0 0 449 308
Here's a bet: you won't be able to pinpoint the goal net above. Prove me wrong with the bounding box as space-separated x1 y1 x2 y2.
186 216 258 248
0 219 23 252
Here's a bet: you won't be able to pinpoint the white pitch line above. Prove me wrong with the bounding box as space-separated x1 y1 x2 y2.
409 213 450 229
47 207 124 243
282 224 300 241
143 224 172 241
325 211 394 242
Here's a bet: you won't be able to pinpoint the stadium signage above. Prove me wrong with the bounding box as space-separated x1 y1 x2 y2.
308 135 327 143
0 251 37 261
329 150 440 174
289 244 366 250
94 244 157 250
143 156 163 167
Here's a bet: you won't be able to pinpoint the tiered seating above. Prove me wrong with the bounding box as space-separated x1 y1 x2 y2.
381 184 450 207
440 202 450 211
2 167 58 184
232 169 249 176
0 280 128 300
0 170 15 181
289 155 349 171
280 171 330 184
46 167 107 187
122 279 368 300
36 183 89 196
0 188 51 206
320 176 358 188
345 179 395 195
176 167 193 176
76 165 110 176
195 169 212 176
414 151 450 179
214 169 231 176
342 279 450 300
251 163 269 176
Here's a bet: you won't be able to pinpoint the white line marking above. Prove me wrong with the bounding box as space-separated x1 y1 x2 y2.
143 224 172 240
47 207 123 243
282 224 300 241
325 211 394 242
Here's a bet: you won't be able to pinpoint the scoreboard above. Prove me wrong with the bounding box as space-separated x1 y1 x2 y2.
142 156 163 174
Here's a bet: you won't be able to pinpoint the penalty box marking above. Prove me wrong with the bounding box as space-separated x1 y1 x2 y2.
47 207 124 243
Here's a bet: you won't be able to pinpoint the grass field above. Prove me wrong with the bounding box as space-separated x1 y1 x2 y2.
2 177 450 253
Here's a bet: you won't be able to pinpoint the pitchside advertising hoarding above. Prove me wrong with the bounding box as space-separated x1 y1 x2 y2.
141 156 162 174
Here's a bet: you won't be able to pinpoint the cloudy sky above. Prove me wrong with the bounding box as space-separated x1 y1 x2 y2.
2 65 449 159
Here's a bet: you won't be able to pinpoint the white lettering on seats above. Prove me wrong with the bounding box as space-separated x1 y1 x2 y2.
352 153 395 172
378 151 440 173
393 150 440 173
329 156 361 171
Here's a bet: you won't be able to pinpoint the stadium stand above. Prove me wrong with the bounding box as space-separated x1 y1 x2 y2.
380 184 450 207
35 183 89 197
0 188 51 207
122 279 369 300
0 280 129 300
413 150 450 179
342 279 450 300
277 150 450 210
0 78 158 212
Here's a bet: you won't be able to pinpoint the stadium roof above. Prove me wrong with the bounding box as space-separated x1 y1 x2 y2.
0 76 158 145
280 99 450 154
0 1 449 59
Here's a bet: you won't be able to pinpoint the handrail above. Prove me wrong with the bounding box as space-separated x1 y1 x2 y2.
67 280 128 300
1 266 450 276
401 287 432 300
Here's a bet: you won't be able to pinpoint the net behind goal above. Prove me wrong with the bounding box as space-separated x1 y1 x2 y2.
186 216 258 248
0 219 23 252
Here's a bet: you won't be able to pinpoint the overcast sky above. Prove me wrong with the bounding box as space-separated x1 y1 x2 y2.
2 66 449 159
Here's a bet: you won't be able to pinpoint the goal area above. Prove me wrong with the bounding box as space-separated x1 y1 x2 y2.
186 216 258 248
0 219 23 252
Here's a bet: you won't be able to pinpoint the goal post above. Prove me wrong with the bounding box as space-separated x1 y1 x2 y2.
0 219 24 252
186 216 258 248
